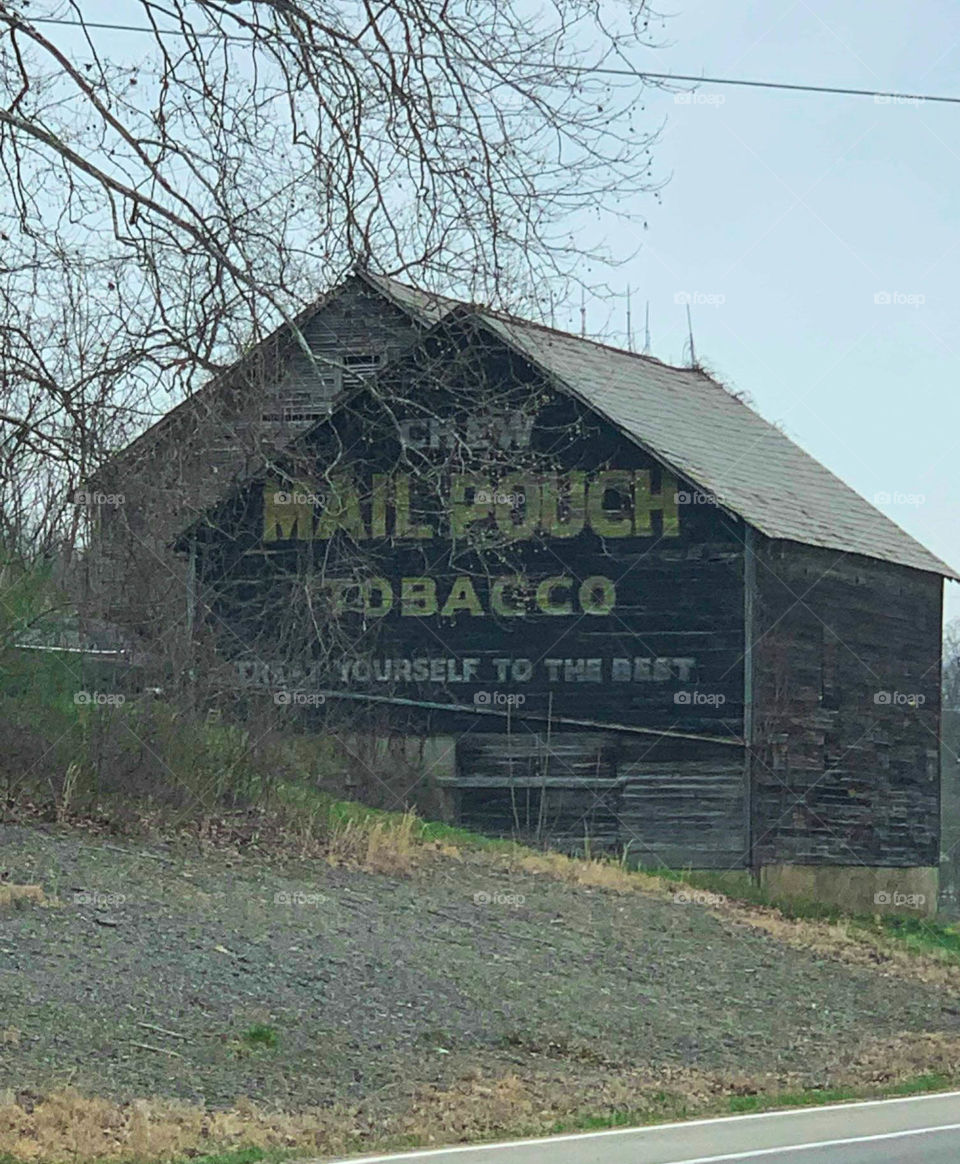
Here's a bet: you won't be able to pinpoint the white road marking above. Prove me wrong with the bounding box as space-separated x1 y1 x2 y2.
665 1119 960 1161
325 1090 960 1162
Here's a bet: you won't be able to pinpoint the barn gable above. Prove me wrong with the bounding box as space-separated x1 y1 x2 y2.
194 312 749 738
472 312 956 580
92 267 956 583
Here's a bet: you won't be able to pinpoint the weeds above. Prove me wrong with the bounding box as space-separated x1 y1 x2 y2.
241 1024 279 1051
0 884 48 909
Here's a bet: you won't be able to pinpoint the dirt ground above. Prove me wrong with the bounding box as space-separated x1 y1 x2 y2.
2 822 959 1126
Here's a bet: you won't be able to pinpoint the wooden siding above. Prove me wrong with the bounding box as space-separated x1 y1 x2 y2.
750 539 942 868
450 733 747 864
87 278 422 629
199 323 748 739
454 733 620 847
617 759 747 869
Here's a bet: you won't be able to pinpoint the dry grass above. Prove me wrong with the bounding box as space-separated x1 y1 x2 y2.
711 900 960 990
512 850 665 895
0 884 48 910
0 1089 358 1161
0 1068 783 1161
3 1040 953 1164
323 809 425 875
839 1032 960 1086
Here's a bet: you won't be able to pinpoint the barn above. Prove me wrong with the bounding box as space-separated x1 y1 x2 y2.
89 271 957 913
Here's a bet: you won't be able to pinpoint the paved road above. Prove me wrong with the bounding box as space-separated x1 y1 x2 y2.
322 1091 960 1163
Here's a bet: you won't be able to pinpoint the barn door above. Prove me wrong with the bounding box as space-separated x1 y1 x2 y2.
617 760 748 869
455 733 620 849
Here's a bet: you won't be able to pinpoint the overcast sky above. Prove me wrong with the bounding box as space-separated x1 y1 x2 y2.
52 0 960 623
574 0 960 621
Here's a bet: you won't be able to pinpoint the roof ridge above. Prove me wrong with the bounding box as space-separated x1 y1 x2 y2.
364 269 705 376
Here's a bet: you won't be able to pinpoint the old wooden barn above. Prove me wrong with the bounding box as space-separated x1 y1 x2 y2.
89 271 957 912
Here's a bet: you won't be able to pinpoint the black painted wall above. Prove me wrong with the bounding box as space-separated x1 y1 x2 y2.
196 320 747 741
749 538 942 868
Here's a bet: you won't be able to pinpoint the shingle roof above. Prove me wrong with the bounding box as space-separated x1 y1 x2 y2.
473 311 957 579
359 270 462 324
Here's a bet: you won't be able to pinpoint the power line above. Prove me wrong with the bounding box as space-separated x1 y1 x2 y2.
13 14 960 106
592 68 960 106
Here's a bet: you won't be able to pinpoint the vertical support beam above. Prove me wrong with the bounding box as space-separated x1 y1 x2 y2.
186 533 197 641
185 532 197 702
743 525 757 877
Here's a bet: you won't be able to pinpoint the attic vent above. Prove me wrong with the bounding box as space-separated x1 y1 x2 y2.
261 405 329 424
343 352 382 374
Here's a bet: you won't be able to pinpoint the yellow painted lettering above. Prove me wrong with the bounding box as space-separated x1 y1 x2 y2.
440 576 484 617
263 479 314 542
314 476 366 540
587 471 633 538
401 577 437 616
370 474 388 539
579 576 616 615
540 472 586 539
324 578 361 614
449 475 493 538
394 475 432 539
494 476 540 540
363 578 393 617
634 469 680 537
491 576 526 617
536 576 573 615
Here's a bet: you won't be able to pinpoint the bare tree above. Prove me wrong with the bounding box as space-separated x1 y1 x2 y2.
945 618 960 712
0 0 662 554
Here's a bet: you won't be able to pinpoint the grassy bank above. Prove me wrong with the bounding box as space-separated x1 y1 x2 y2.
647 866 960 967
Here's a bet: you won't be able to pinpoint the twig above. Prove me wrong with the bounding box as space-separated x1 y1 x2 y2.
129 1041 183 1058
93 844 173 863
137 1021 188 1040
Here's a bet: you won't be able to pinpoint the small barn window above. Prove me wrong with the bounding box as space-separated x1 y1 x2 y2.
343 352 382 375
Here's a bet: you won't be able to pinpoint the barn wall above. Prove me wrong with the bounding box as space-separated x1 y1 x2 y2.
210 332 749 737
750 538 942 881
85 278 422 631
197 322 751 863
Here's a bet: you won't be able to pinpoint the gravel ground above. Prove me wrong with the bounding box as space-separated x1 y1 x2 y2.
1 822 958 1111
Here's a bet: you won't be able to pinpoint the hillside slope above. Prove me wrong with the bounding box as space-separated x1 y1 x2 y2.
2 821 960 1159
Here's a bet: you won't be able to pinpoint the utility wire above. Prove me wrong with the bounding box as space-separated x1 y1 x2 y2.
14 14 960 106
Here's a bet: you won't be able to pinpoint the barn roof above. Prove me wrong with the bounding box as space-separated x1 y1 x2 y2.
468 310 958 580
101 266 956 580
360 271 955 578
